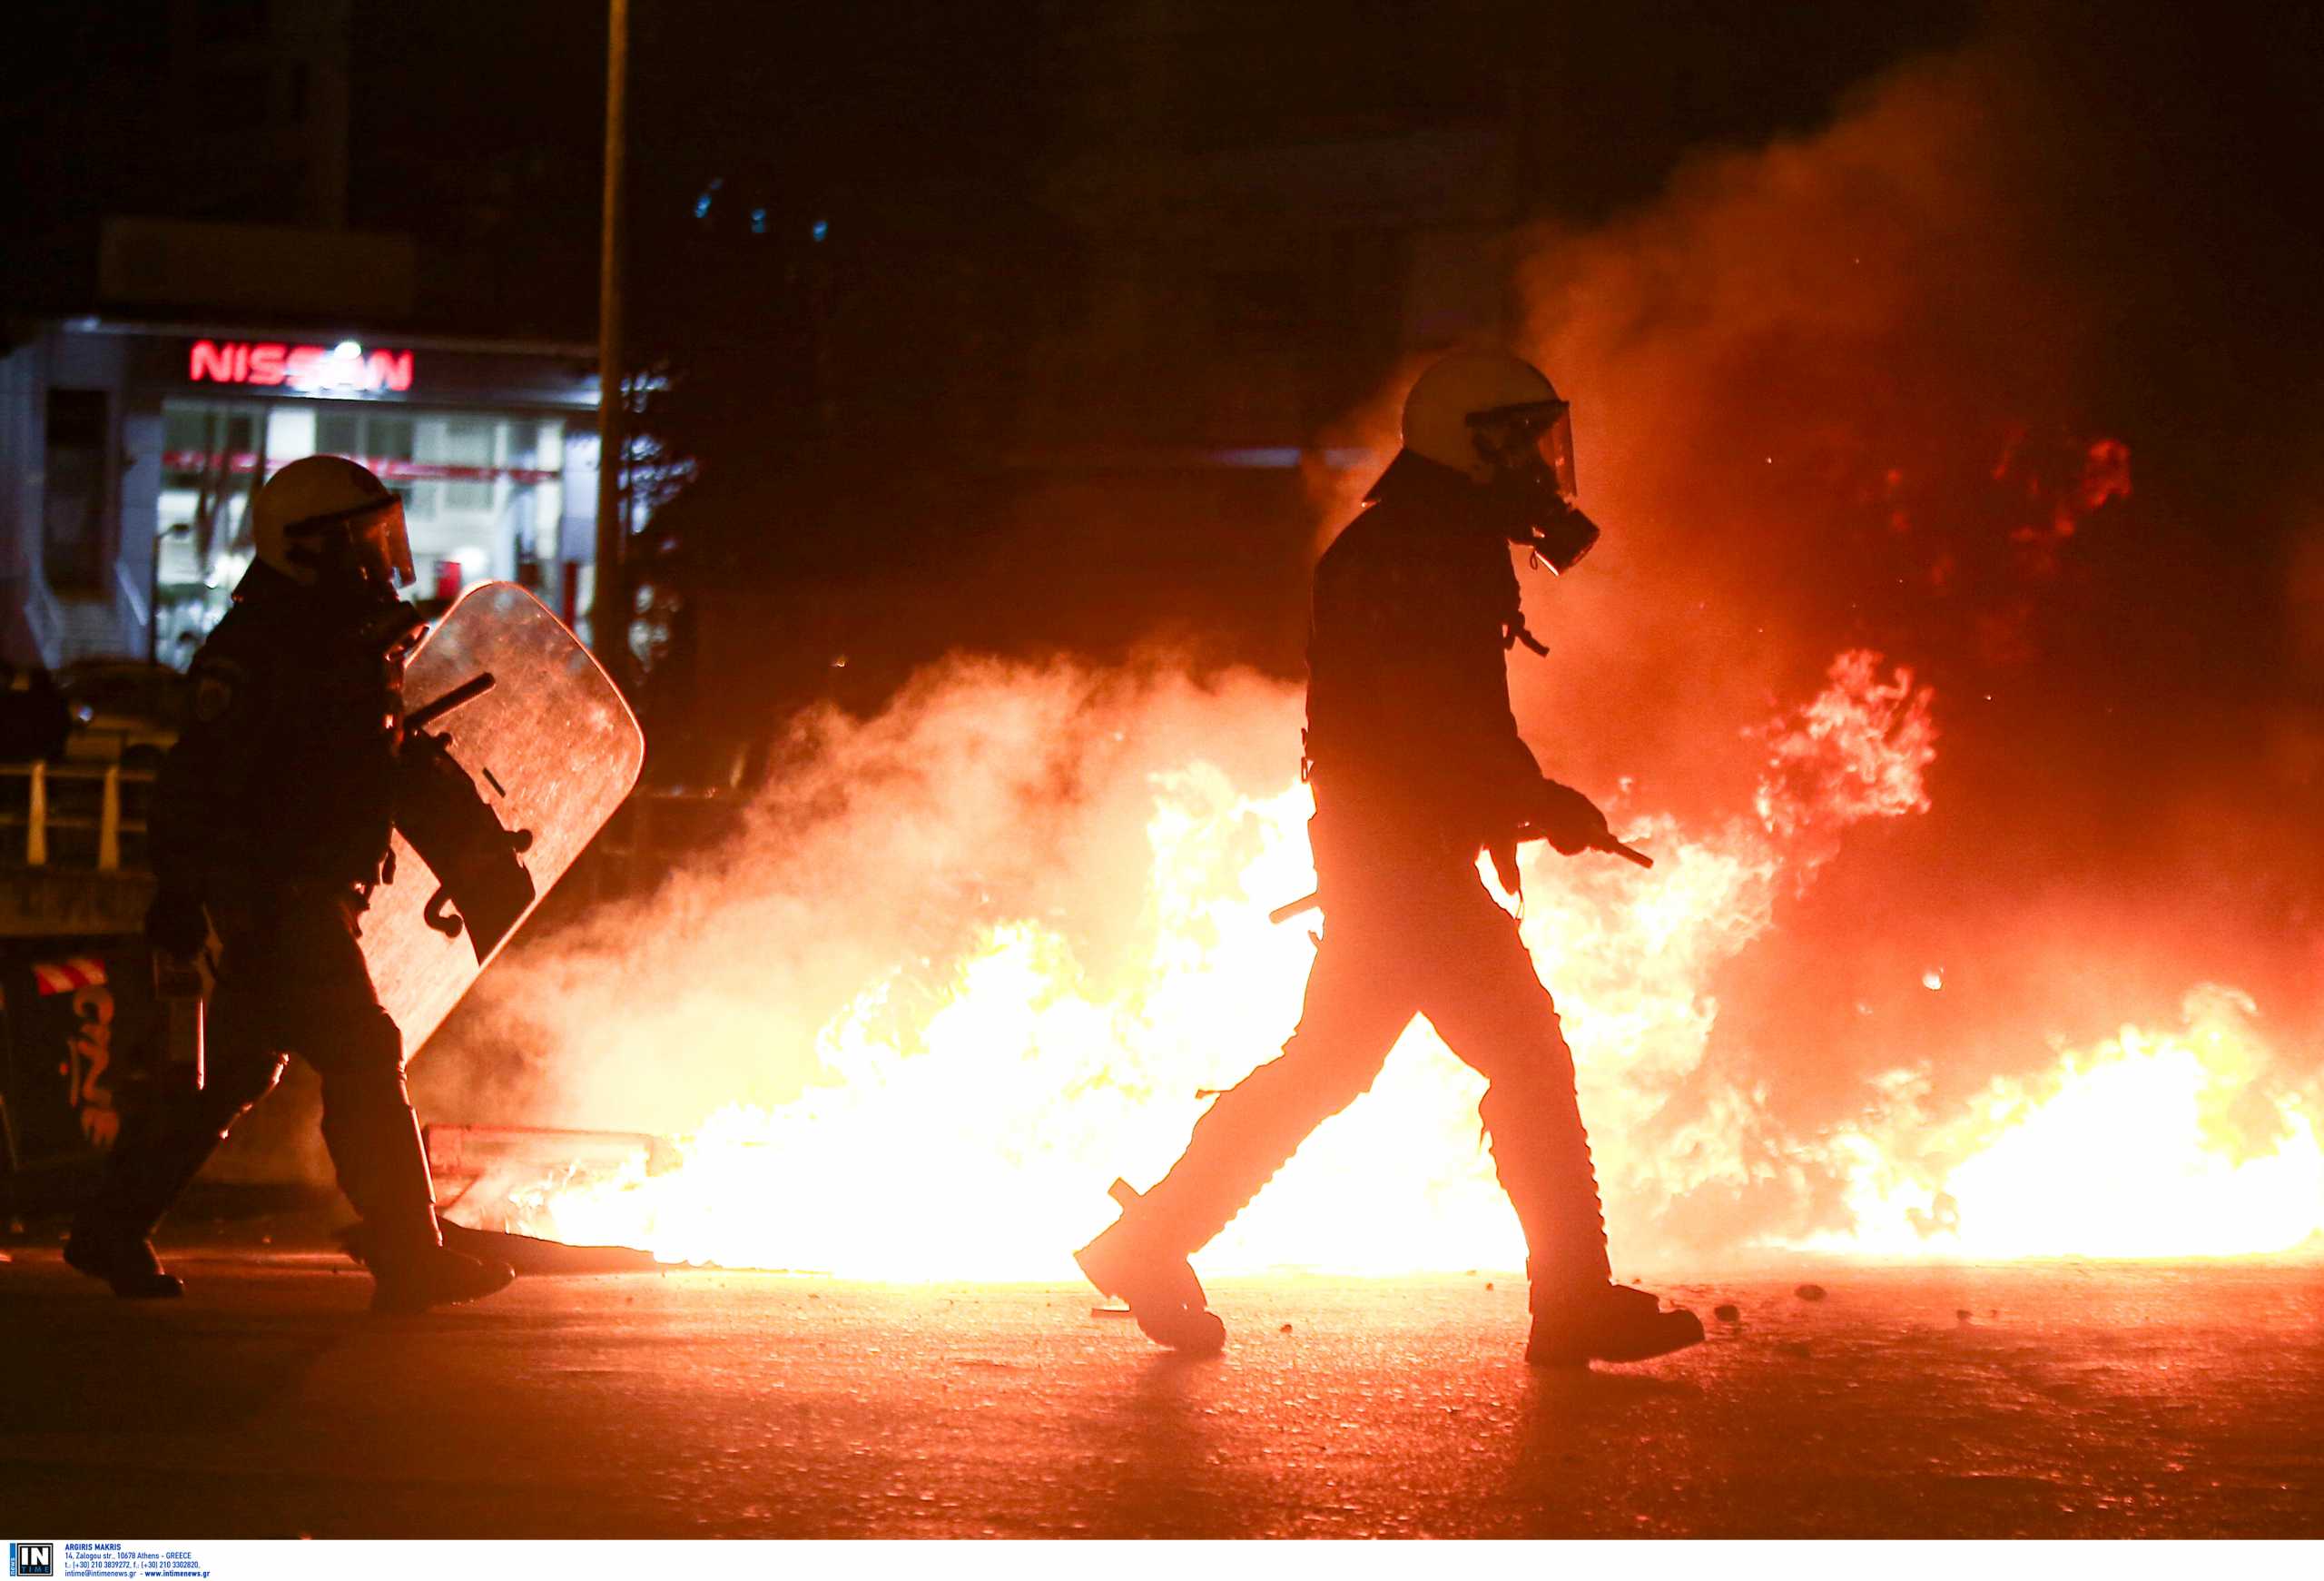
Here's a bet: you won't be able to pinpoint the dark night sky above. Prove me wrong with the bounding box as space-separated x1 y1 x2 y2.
7 2 2318 726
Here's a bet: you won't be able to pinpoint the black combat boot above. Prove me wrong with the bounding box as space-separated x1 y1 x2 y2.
64 1221 185 1299
1525 1280 1704 1368
340 1210 515 1314
64 1107 226 1299
1074 1181 1226 1355
368 1240 517 1315
320 1069 514 1313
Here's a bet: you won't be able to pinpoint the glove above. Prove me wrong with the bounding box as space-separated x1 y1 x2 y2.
144 887 209 960
1535 780 1611 856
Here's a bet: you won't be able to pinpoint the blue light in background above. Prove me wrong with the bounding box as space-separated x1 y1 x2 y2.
811 218 830 242
749 208 768 234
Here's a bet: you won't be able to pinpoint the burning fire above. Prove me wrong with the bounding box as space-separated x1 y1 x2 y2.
475 645 2320 1276
1823 987 2324 1260
408 33 2324 1282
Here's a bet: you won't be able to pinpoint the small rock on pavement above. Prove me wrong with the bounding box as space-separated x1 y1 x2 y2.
1713 1302 1740 1322
1795 1283 1827 1301
1279 1322 1294 1334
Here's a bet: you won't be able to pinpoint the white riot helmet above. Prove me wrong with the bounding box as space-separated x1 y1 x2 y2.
251 455 415 590
1399 349 1596 571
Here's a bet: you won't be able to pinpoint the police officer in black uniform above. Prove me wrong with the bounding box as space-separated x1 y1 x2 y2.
66 456 514 1313
1076 351 1703 1366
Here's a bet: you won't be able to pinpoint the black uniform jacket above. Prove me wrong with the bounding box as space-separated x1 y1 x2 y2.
1304 451 1547 873
150 564 418 909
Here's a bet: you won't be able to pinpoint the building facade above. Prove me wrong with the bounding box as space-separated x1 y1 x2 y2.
0 314 599 668
0 1 603 671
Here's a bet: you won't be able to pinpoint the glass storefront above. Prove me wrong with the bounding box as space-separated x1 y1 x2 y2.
156 399 566 662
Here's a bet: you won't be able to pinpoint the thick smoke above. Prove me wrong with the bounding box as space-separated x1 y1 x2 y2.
415 28 2322 1265
422 659 1305 1141
417 639 1928 1272
1498 33 2323 1239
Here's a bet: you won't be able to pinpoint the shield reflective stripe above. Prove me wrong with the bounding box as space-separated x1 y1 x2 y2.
367 582 643 1060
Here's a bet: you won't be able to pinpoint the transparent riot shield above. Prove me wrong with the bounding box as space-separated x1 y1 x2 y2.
367 582 643 1059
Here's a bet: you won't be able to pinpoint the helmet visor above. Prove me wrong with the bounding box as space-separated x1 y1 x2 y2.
1536 406 1577 504
287 495 414 588
1469 399 1575 504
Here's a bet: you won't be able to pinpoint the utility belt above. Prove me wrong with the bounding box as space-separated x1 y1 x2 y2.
1306 766 1501 869
1305 800 1500 904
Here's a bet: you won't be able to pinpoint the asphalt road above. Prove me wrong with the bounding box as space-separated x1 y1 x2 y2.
2 1248 2319 1538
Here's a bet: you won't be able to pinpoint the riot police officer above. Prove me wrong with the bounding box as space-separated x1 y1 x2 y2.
66 456 514 1313
1077 351 1703 1366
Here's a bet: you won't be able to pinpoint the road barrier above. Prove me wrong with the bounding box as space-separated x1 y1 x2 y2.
0 762 153 873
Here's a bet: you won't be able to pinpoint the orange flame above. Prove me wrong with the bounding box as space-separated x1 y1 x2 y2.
474 647 2324 1276
1816 987 2324 1259
480 645 2322 1274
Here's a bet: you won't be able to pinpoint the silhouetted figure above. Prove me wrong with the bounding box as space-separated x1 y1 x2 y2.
67 457 514 1313
0 661 71 762
1077 351 1704 1366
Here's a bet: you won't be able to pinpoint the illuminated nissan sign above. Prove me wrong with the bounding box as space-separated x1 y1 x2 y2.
187 339 416 394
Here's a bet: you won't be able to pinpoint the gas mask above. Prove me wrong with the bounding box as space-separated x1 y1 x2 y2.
1467 400 1600 572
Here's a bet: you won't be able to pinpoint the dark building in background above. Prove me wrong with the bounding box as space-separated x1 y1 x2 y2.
0 0 603 671
1 0 1972 707
669 0 1973 724
658 1 1541 720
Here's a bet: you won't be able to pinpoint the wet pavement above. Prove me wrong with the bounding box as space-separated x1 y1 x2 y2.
2 1249 2319 1537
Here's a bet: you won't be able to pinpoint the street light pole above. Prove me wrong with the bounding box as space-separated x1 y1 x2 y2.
590 0 630 681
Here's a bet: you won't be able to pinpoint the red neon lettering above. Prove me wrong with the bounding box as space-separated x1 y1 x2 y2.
186 340 415 391
188 341 236 382
365 350 414 392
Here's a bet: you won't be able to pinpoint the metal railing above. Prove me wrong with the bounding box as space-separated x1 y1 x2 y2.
0 766 734 886
0 761 154 873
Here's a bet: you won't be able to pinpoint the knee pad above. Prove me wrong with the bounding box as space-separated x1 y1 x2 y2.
319 1061 411 1117
193 1052 288 1130
344 1011 404 1072
1480 1067 1589 1143
310 1010 406 1083
1245 1039 1384 1122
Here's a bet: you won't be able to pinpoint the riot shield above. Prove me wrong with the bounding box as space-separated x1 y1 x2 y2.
367 583 642 1060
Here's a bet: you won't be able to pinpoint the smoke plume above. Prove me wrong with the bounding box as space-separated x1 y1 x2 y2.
414 25 2323 1268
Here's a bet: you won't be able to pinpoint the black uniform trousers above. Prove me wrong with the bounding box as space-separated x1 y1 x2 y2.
1132 835 1616 1296
90 887 437 1246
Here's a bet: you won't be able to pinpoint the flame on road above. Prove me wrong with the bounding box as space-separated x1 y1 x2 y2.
1822 987 2324 1260
489 647 2319 1276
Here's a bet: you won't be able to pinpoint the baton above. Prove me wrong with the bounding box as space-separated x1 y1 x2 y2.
407 672 497 732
